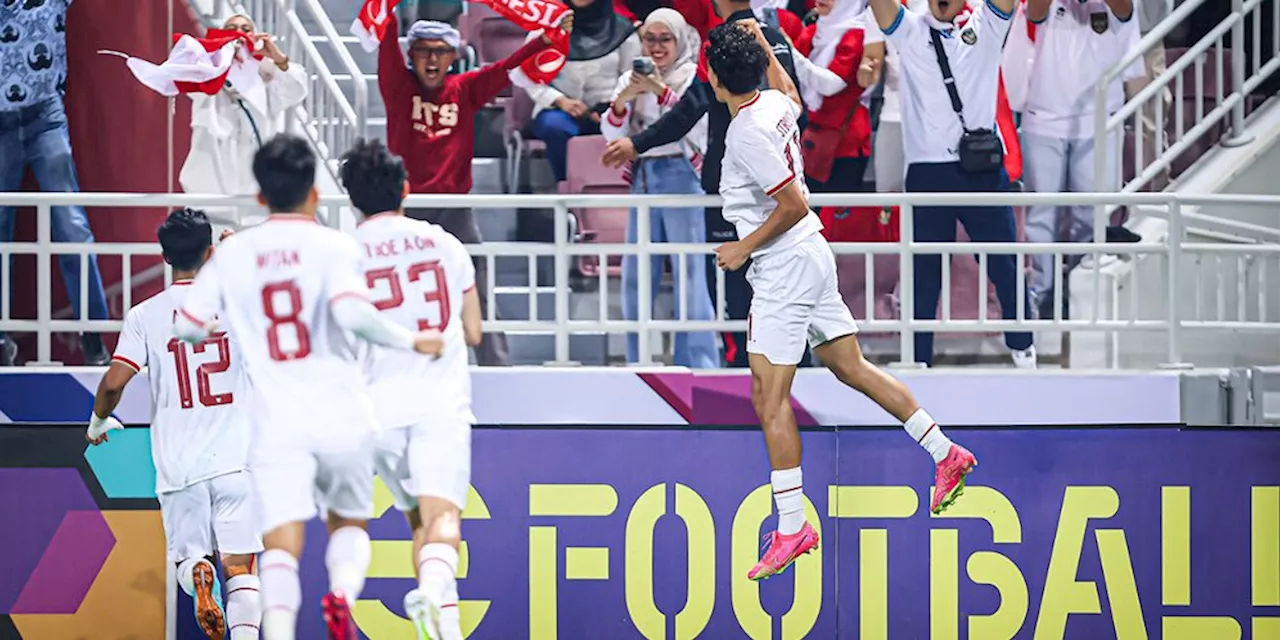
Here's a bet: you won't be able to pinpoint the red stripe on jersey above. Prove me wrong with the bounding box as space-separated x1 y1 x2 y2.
171 279 193 287
765 174 796 197
463 285 476 294
606 105 627 127
740 92 763 109
329 291 370 306
177 307 207 327
111 355 142 372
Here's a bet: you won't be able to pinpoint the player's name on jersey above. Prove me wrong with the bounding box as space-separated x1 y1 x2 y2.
364 235 438 259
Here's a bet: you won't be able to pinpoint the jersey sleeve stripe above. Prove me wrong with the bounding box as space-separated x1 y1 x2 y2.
329 291 370 306
111 354 142 372
463 284 476 294
178 307 207 327
765 173 796 197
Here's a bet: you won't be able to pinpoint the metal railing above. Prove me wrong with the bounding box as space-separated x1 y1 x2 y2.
1096 0 1280 195
3 192 1280 367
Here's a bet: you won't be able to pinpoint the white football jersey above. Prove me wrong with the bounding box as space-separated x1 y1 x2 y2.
113 282 250 494
720 89 823 257
179 214 379 449
355 215 476 429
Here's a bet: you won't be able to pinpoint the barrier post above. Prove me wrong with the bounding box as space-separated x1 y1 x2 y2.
1222 0 1255 147
551 201 573 364
636 201 652 365
1161 199 1193 369
895 204 916 366
34 204 54 365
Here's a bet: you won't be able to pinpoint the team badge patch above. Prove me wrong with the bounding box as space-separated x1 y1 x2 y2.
1091 11 1109 33
960 28 977 45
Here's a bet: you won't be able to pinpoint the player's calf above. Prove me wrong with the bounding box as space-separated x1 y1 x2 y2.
223 554 261 640
260 523 306 640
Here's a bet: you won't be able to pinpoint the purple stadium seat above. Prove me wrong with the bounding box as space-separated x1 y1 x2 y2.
504 91 545 192
565 136 628 278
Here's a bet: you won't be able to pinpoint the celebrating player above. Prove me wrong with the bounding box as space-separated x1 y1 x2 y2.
340 139 482 640
87 208 262 640
705 24 977 581
173 134 445 640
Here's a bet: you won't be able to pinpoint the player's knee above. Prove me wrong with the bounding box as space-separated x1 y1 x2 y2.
222 554 255 577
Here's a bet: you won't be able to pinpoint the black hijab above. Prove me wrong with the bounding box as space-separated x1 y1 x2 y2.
621 0 670 23
567 0 636 61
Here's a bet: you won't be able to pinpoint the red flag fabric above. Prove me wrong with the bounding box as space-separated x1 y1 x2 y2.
100 30 254 96
480 0 572 84
819 206 900 243
352 0 403 52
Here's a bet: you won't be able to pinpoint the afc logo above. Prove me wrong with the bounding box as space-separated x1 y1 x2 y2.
411 96 459 138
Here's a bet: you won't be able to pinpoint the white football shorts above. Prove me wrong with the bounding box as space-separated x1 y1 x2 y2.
373 417 472 512
746 233 860 366
157 470 263 563
250 435 376 533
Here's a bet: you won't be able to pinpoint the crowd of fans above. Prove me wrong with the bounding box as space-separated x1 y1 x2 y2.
0 0 1194 367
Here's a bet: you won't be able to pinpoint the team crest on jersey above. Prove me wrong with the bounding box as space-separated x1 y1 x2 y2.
1091 11 1109 33
960 27 977 45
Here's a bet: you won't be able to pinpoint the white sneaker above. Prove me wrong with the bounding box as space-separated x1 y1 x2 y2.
1012 346 1038 369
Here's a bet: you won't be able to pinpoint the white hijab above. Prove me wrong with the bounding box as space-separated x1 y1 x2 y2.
630 8 699 124
811 0 867 68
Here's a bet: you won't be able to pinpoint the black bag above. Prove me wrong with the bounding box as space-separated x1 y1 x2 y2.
929 29 1003 174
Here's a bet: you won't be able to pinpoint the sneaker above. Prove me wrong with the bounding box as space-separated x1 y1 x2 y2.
81 333 109 366
1012 346 1037 369
931 444 978 514
191 559 226 639
322 592 358 640
747 521 820 581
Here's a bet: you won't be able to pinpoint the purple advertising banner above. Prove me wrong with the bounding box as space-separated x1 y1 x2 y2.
281 427 1280 640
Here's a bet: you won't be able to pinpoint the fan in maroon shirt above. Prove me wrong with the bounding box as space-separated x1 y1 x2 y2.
378 19 567 194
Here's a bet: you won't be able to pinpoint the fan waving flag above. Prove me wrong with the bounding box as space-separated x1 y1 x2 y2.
100 29 254 96
352 0 402 52
480 0 571 85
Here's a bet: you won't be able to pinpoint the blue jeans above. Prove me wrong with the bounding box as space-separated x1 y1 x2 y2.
622 156 719 368
905 161 1033 366
0 97 109 328
530 109 587 182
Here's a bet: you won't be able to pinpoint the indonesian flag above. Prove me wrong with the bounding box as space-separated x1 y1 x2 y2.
351 0 402 52
100 29 255 96
482 0 572 85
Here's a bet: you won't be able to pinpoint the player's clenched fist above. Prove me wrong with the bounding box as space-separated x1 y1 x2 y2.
715 241 750 271
413 329 445 357
86 414 124 445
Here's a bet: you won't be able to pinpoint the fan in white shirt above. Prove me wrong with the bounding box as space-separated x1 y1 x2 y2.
340 139 482 640
88 209 261 640
706 22 975 584
171 135 444 640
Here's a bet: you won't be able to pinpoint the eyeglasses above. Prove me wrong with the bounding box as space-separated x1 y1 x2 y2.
642 35 676 46
410 46 455 58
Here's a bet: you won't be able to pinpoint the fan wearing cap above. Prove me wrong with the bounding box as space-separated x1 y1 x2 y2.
378 18 570 366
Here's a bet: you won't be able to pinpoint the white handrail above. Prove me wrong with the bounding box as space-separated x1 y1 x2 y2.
4 191 1280 367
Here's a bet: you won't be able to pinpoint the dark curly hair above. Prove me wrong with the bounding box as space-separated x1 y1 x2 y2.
252 134 317 212
705 22 767 96
157 208 212 271
339 138 409 217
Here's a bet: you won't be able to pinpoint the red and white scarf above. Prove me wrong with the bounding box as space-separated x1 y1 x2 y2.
482 0 572 85
101 29 257 96
351 0 402 52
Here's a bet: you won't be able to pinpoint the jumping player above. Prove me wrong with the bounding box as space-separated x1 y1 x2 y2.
173 134 445 640
340 139 482 640
87 208 262 639
705 23 978 581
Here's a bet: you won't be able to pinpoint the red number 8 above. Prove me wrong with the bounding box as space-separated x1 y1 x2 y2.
261 280 312 361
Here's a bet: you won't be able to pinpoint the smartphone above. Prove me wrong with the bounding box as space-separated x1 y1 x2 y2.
632 56 656 75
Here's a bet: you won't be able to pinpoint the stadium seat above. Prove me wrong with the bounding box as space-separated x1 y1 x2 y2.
564 136 628 279
503 91 545 192
466 4 529 65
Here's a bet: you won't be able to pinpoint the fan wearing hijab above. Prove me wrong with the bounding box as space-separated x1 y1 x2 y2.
794 0 882 192
523 0 641 182
179 11 308 233
601 9 720 369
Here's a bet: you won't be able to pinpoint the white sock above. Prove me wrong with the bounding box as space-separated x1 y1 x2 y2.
771 467 805 536
259 549 300 640
904 408 953 463
175 557 201 597
326 526 372 600
418 543 463 639
225 573 262 639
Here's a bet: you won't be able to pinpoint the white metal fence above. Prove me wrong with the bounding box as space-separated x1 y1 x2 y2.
2 192 1279 367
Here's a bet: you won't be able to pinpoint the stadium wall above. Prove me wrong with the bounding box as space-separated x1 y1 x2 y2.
1 369 1278 640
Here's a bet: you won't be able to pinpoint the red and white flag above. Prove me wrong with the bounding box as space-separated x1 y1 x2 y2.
100 29 254 96
352 0 402 52
480 0 571 85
